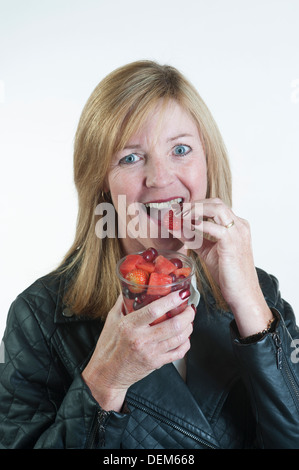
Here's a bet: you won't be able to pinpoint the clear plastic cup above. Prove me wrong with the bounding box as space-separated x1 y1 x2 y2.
116 250 195 325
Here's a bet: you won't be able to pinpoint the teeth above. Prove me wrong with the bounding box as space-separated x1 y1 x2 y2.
144 198 183 209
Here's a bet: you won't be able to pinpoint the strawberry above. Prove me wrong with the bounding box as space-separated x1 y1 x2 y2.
125 268 149 293
119 254 143 277
162 209 183 231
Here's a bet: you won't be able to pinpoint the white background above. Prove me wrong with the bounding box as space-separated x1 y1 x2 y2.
1 0 299 340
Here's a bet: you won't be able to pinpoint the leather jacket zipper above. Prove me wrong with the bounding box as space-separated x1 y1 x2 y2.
272 333 283 370
87 408 110 448
88 402 218 449
126 397 218 449
272 332 299 410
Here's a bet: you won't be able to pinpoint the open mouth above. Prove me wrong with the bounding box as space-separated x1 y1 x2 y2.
143 197 183 217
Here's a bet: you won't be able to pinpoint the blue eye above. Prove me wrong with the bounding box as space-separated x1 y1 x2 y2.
173 145 191 156
120 153 140 164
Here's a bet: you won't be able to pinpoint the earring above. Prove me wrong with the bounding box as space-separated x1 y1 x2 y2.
101 190 111 201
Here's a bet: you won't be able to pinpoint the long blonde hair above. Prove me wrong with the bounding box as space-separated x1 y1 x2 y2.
59 60 232 318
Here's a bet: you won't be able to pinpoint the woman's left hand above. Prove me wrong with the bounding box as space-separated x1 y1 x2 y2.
170 198 273 337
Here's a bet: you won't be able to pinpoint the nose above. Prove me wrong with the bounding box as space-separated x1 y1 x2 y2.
145 158 175 188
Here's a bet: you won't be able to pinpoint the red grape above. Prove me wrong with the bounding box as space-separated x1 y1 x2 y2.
169 258 183 269
142 247 158 262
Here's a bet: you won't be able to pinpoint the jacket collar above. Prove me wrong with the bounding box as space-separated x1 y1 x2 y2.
126 361 220 448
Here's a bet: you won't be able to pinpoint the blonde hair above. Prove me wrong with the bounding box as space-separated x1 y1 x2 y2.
59 60 232 318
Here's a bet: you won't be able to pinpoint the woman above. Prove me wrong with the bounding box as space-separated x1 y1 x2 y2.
0 60 298 449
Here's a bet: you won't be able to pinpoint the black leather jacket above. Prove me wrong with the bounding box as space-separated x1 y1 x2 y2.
0 267 299 449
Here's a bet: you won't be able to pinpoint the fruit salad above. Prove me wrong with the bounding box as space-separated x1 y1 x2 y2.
117 248 194 325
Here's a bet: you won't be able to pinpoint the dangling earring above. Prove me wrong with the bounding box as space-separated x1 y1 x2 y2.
101 190 111 201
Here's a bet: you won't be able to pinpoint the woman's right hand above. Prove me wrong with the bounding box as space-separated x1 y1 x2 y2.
82 290 195 412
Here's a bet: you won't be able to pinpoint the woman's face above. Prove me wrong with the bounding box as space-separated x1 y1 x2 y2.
107 99 207 254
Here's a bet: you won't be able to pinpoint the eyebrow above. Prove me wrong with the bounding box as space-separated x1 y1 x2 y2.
167 133 194 142
123 143 142 150
123 134 194 150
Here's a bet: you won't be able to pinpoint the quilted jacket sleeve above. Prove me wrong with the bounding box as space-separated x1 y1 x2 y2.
231 272 299 449
0 296 129 449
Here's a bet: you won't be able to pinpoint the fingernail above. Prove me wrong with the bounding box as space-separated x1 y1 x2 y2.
172 208 182 217
171 203 183 216
179 288 191 300
191 217 203 226
181 208 191 218
191 304 196 313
